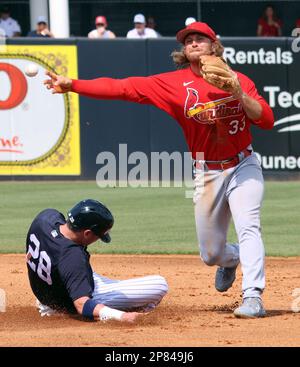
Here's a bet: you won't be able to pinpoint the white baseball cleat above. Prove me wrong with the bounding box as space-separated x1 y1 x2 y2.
233 297 266 318
36 299 61 317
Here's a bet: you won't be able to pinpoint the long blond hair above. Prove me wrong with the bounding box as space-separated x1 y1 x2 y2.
171 39 224 69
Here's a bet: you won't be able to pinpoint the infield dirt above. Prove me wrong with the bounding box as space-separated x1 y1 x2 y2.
0 254 299 346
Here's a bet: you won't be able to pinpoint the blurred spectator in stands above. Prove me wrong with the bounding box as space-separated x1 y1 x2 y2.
127 13 158 39
0 28 5 38
185 17 196 26
295 18 300 29
88 15 116 39
147 16 162 37
0 6 21 37
257 5 282 37
27 16 54 38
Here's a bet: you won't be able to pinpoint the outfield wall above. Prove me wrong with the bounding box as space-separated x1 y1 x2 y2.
1 38 300 180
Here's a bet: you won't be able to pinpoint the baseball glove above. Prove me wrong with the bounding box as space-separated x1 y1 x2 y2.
199 55 242 97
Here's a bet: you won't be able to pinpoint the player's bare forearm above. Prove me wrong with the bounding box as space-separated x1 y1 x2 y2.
237 93 263 121
236 92 274 129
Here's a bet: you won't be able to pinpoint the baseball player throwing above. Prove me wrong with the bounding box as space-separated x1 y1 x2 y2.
26 199 168 322
44 22 274 318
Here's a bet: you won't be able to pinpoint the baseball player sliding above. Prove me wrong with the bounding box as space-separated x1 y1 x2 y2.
44 22 274 318
26 199 168 322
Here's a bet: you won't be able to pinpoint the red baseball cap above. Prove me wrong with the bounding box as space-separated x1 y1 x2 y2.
95 16 107 26
176 22 217 44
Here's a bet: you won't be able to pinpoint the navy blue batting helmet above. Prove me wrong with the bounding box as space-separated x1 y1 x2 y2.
67 199 114 243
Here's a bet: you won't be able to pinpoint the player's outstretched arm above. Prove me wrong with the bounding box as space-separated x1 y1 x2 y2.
44 70 72 94
44 70 176 118
74 296 141 323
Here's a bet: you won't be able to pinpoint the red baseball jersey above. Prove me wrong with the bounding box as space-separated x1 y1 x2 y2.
71 67 274 161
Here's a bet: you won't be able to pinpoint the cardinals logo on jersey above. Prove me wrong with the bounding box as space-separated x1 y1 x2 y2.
184 87 244 125
184 88 202 118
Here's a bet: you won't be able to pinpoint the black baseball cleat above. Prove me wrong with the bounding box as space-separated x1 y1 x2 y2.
215 264 238 292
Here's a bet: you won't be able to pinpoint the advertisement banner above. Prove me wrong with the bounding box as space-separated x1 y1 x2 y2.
222 39 300 172
0 44 80 175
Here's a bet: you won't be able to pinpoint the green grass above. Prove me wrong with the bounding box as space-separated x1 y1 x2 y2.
0 181 299 256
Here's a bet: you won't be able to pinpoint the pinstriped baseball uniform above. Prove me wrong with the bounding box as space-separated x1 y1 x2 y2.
92 273 168 311
36 273 168 316
26 209 168 316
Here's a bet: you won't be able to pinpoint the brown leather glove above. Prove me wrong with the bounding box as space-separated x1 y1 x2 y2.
199 55 242 98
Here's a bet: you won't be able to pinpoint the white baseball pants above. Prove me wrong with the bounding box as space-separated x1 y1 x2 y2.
92 272 168 311
194 152 265 299
36 273 168 316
